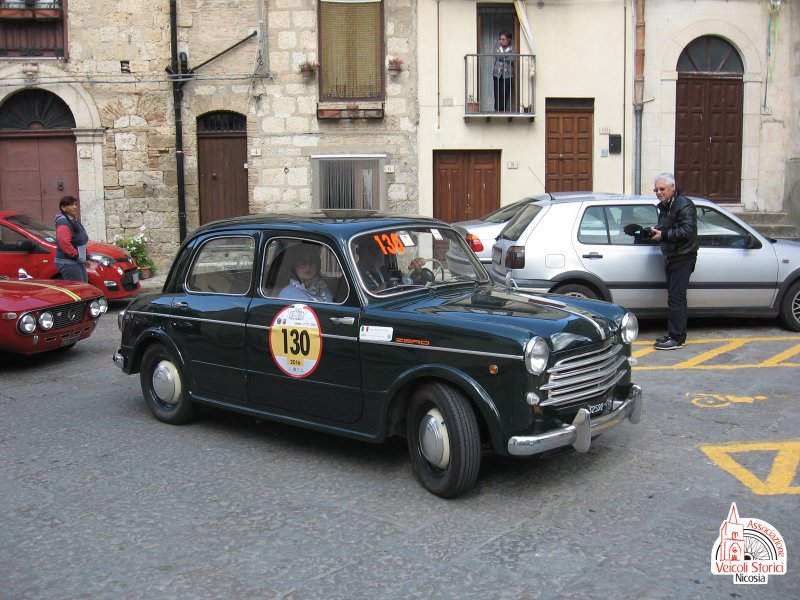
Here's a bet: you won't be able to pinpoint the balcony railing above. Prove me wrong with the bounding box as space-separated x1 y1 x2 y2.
464 53 536 119
0 1 61 19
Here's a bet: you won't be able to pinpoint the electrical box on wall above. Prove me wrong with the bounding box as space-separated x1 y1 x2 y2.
609 134 622 154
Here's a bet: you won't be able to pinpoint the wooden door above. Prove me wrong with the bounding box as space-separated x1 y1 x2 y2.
197 112 248 225
675 75 743 203
545 107 593 192
433 150 500 223
0 133 78 220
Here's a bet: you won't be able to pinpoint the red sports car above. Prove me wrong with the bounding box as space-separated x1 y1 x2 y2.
0 212 141 299
0 276 108 355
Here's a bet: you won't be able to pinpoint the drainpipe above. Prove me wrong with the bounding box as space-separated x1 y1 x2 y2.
632 0 645 195
169 0 188 241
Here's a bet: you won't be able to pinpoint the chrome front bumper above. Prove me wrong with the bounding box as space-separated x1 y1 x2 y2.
507 384 642 456
113 350 125 370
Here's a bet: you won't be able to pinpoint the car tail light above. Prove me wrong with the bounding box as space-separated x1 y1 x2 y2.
505 246 526 269
466 233 484 253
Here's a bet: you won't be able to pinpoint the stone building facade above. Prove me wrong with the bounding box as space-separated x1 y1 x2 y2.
0 0 418 269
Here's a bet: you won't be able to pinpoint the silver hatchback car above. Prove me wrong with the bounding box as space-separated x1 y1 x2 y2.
486 193 800 330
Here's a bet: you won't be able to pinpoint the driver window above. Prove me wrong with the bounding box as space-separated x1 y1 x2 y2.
697 207 752 248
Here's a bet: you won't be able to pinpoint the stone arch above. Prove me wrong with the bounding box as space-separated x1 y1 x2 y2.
0 64 106 235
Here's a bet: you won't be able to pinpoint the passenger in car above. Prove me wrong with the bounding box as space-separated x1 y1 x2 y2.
278 244 332 302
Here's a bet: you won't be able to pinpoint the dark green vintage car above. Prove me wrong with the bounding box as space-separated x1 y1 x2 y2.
114 211 642 498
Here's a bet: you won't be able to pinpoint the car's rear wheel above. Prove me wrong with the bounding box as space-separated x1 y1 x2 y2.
552 283 598 299
140 344 198 424
779 280 800 331
406 382 481 498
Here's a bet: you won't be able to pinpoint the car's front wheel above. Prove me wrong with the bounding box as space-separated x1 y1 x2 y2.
779 280 800 331
139 344 198 424
406 382 481 498
552 283 598 299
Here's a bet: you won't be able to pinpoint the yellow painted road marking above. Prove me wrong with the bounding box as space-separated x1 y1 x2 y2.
3 279 82 301
761 342 800 366
699 440 800 495
687 392 768 408
633 336 800 370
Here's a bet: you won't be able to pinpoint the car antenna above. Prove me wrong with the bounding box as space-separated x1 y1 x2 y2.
528 167 555 201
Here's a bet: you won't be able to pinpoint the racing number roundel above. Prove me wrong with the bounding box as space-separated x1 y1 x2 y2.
269 304 323 378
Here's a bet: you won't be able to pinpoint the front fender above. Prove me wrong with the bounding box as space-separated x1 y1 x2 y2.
127 327 188 378
382 363 506 454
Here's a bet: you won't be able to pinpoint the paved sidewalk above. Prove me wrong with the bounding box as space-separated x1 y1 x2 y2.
137 270 167 294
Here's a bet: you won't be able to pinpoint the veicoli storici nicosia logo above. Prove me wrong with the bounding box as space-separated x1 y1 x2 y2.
711 502 788 585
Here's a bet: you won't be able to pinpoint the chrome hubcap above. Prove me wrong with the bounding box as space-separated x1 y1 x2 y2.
419 408 450 469
152 360 181 406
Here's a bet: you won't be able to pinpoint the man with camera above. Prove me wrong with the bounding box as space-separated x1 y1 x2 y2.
649 173 699 350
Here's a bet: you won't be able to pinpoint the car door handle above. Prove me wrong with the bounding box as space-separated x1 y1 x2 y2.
173 301 189 308
329 316 354 325
582 252 603 259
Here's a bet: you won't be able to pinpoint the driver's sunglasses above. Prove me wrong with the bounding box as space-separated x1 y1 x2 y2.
653 187 667 192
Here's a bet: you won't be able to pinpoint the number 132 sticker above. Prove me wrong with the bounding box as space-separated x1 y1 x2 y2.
269 304 323 378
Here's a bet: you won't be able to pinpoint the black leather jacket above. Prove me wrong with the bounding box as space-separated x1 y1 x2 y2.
656 191 699 260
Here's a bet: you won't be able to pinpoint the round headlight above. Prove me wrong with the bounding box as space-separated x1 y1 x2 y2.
38 311 54 330
89 298 108 318
621 311 639 343
18 313 36 334
524 336 550 375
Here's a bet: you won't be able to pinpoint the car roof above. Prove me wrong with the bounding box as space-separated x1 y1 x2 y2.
518 193 716 206
191 210 451 239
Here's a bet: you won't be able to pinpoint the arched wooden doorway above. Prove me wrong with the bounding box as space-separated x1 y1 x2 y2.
675 35 744 203
0 89 78 219
197 111 248 225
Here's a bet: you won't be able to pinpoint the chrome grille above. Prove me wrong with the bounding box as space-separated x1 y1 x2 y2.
51 301 87 329
539 344 628 407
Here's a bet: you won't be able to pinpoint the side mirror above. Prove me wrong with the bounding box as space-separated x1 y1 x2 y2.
16 239 37 252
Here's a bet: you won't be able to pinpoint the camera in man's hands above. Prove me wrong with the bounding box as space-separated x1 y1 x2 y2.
642 227 656 238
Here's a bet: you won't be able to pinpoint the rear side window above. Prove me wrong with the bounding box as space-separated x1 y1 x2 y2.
498 204 544 240
482 200 529 224
185 236 255 295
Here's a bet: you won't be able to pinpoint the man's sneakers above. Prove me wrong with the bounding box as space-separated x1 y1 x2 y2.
654 336 684 350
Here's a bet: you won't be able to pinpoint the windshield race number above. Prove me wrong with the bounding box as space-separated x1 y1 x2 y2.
269 304 323 378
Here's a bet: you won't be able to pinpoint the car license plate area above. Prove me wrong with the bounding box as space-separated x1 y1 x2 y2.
492 247 502 264
60 334 79 347
132 271 140 284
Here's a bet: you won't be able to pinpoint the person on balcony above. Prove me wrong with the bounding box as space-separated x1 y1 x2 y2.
493 31 514 112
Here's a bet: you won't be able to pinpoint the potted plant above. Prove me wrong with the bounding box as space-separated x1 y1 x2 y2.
467 95 480 113
387 56 404 74
115 235 155 278
298 60 319 80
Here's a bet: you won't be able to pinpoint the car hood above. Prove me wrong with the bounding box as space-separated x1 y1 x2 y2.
0 279 101 311
87 241 130 258
394 286 624 351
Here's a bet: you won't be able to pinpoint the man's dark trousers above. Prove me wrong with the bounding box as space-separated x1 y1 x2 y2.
665 254 696 343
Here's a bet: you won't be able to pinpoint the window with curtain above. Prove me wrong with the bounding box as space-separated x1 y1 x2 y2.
319 0 383 101
0 1 66 58
312 156 386 210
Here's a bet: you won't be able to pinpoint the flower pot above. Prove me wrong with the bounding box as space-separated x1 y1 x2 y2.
300 68 314 81
138 267 152 280
388 66 402 75
467 102 480 113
